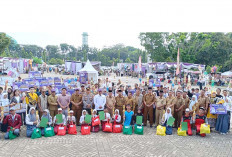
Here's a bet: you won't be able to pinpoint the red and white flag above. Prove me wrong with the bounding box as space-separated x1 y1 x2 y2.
176 48 180 75
138 56 142 72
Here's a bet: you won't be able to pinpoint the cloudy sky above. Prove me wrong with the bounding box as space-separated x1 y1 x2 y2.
1 0 232 49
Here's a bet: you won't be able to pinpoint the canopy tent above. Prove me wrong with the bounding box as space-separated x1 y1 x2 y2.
222 71 232 77
79 60 98 83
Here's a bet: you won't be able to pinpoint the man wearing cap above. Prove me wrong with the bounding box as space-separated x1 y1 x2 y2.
94 89 106 114
57 88 70 118
82 87 94 115
71 88 83 125
25 86 39 113
80 85 86 95
133 88 143 114
155 90 166 127
125 91 134 111
166 90 175 115
3 107 22 139
38 89 48 118
198 90 210 112
48 89 58 118
115 90 126 121
173 91 185 127
143 87 156 127
106 90 116 117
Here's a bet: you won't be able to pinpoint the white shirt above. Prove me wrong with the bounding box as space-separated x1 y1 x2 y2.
102 112 111 122
223 96 232 111
94 94 106 110
113 114 121 123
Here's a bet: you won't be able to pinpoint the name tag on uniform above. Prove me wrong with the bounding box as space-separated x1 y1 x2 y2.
59 127 64 130
70 125 73 128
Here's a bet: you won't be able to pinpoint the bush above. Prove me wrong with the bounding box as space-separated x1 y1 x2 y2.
33 57 42 64
48 58 64 65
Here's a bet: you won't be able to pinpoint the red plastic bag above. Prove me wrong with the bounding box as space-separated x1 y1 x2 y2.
57 125 66 136
68 122 77 135
103 121 112 132
91 125 100 132
92 116 100 126
81 125 91 135
113 124 122 133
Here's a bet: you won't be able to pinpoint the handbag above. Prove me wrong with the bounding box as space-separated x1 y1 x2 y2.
113 124 122 133
91 125 100 132
92 116 100 126
103 120 112 132
9 127 17 140
123 125 132 135
134 124 143 135
177 127 187 136
68 122 77 135
31 128 42 139
57 125 66 136
200 123 210 134
81 125 91 135
44 127 55 137
165 126 173 135
156 125 166 136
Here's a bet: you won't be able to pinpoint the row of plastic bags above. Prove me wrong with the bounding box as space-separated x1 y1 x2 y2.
156 123 210 136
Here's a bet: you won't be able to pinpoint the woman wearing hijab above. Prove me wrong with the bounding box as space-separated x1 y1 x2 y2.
189 95 199 115
207 91 217 129
162 108 173 135
26 107 39 137
39 109 52 136
7 88 13 101
79 110 88 126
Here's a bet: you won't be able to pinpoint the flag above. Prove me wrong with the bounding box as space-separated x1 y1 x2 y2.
138 56 142 72
176 48 180 75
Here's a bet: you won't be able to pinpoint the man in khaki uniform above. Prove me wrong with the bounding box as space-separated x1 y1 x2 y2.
47 89 58 118
155 90 166 126
183 91 190 114
125 92 134 111
115 90 126 122
80 84 86 95
143 87 156 127
174 91 185 127
198 90 210 112
106 90 116 117
166 90 175 115
133 89 143 114
70 88 83 125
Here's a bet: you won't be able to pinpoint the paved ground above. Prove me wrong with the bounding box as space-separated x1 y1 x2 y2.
0 126 231 157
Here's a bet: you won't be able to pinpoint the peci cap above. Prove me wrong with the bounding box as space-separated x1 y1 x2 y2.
185 108 190 112
70 110 74 113
58 108 62 111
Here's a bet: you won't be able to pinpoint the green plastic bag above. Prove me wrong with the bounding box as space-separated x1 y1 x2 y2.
9 128 17 140
31 128 42 139
44 127 55 137
134 124 144 135
123 125 132 135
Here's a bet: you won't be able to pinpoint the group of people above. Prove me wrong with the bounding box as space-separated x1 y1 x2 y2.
0 77 231 139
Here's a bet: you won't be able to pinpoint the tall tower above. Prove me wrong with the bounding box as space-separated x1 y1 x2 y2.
82 32 88 46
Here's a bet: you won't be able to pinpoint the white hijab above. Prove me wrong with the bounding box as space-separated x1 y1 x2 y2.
189 95 197 111
164 108 172 122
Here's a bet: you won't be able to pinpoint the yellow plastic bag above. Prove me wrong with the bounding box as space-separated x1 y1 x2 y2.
156 125 166 136
177 127 187 136
200 123 210 134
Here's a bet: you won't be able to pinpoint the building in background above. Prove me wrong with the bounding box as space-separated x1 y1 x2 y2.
82 32 88 46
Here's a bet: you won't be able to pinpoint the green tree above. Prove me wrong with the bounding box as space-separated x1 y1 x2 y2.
0 33 11 54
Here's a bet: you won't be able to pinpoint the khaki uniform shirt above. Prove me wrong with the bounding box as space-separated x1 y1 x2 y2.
198 95 210 109
143 93 156 106
156 96 166 110
48 95 58 110
70 94 83 110
125 97 134 108
106 96 116 108
183 96 190 110
115 96 126 108
174 97 184 112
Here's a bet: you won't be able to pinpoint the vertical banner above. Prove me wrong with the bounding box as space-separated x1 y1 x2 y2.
176 47 180 76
